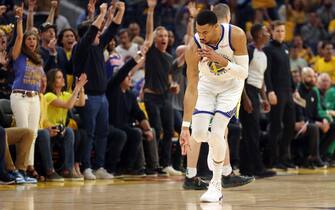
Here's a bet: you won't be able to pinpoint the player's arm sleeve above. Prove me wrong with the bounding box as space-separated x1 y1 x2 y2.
226 26 249 80
225 55 249 80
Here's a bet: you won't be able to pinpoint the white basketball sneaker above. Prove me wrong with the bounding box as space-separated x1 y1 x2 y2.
200 180 223 203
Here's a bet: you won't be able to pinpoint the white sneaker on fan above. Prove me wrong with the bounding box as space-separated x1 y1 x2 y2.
94 168 114 179
83 168 96 180
162 166 182 176
200 180 223 203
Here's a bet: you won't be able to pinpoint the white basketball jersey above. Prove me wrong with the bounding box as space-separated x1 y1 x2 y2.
194 23 235 81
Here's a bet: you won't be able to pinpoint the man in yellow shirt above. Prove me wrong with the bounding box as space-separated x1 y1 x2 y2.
314 42 335 84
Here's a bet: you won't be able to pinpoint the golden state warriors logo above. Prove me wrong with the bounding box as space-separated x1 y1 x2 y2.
205 53 231 76
208 61 227 76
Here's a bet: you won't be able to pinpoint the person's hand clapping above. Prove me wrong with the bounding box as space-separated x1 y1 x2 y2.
75 73 88 91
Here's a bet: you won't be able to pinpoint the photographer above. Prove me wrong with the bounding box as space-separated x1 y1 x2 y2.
43 69 87 180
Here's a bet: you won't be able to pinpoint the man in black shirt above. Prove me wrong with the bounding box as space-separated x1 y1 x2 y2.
107 52 145 173
239 24 276 177
142 0 182 175
294 67 328 168
72 2 125 180
264 21 296 169
106 50 161 175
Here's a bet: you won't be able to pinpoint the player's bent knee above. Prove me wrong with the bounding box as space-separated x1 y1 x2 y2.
191 130 208 143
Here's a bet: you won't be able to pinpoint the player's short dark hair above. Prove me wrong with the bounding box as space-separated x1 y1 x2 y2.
196 10 218 26
250 23 263 40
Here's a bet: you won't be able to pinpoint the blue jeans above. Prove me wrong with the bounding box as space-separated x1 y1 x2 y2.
36 129 54 172
36 128 75 172
74 129 89 163
81 94 109 170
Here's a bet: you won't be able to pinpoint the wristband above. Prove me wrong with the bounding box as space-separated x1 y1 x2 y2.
182 121 191 128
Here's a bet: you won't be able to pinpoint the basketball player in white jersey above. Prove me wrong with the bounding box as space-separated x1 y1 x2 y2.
180 9 249 202
183 4 254 191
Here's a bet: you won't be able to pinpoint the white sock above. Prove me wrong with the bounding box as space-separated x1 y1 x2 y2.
212 161 223 182
186 167 197 178
222 164 232 176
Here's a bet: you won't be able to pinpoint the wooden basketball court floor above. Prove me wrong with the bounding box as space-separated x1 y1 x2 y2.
0 168 335 210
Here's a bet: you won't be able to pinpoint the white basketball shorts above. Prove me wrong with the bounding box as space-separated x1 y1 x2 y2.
193 76 244 118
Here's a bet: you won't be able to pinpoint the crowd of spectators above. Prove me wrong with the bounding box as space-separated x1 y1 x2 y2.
0 0 335 185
